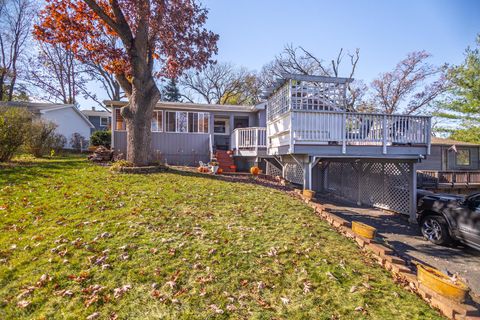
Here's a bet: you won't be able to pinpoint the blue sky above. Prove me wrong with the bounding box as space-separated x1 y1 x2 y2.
79 0 480 109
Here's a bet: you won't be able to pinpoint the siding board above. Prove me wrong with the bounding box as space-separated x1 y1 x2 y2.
113 131 209 166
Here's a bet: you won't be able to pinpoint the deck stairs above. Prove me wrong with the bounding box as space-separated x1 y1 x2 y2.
215 150 236 173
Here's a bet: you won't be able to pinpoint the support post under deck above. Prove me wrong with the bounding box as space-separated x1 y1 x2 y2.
409 161 418 224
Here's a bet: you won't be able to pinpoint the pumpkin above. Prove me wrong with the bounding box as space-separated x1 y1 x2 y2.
197 166 209 173
250 166 260 175
217 168 223 174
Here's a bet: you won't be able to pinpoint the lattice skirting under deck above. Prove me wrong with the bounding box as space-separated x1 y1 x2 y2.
323 160 413 215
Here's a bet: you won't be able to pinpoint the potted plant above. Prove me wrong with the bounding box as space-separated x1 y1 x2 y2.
303 189 315 200
417 264 469 302
352 221 376 239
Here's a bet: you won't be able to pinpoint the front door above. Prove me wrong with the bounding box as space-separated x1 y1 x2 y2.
213 116 230 150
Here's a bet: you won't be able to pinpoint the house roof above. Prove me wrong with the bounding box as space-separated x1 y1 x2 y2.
0 101 70 113
81 109 111 117
431 136 479 146
0 101 95 129
104 100 263 113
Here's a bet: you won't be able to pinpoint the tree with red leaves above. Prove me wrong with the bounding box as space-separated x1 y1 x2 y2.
34 0 218 165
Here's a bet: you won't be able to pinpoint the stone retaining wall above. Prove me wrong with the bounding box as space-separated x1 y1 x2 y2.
297 192 480 320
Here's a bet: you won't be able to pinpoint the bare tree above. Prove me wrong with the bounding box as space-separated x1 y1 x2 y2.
261 45 363 111
78 34 124 108
81 61 124 107
370 51 447 115
0 0 35 101
27 43 85 105
180 62 262 105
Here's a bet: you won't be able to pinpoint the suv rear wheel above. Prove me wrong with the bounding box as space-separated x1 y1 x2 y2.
420 215 452 245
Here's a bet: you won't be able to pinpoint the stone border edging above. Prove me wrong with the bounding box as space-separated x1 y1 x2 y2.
296 193 480 320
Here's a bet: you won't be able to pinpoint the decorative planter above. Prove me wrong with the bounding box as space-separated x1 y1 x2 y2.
250 166 260 175
417 264 469 302
352 221 376 239
303 189 315 200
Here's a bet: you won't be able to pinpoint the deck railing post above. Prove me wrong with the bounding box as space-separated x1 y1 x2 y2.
426 117 432 155
382 115 387 154
255 128 258 154
341 113 346 154
235 130 239 156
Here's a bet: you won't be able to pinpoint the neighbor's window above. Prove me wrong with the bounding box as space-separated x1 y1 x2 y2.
115 108 126 131
100 116 109 127
214 119 229 134
456 149 471 166
151 110 163 132
166 111 209 133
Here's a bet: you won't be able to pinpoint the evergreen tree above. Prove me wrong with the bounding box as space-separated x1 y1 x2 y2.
446 34 480 121
163 78 182 102
438 34 480 142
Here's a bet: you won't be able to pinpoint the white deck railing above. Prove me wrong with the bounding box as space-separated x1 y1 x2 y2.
291 111 431 152
231 127 267 153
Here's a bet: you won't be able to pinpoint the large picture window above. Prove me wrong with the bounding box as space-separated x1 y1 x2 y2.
151 110 163 132
166 111 209 133
456 149 471 166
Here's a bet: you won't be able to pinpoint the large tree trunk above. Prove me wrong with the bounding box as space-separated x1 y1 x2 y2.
0 73 5 101
122 79 160 166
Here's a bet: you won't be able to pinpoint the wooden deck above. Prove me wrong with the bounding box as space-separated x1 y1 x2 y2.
417 170 480 190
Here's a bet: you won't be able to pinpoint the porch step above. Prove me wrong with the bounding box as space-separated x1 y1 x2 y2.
215 150 236 172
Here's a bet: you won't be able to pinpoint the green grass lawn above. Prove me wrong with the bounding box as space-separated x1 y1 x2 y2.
0 155 442 319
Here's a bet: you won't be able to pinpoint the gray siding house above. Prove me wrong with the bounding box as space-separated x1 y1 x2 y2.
417 137 480 191
108 74 432 221
107 100 266 169
81 108 112 133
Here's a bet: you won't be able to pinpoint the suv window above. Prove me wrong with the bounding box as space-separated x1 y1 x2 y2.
467 195 480 210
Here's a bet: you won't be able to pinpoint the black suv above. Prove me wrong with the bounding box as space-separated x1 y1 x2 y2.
417 190 480 251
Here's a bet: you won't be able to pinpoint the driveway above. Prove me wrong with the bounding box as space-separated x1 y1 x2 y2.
316 195 480 302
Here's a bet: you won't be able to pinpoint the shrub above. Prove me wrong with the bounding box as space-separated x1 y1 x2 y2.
70 133 88 151
0 107 32 162
25 120 58 157
47 133 67 154
90 130 111 148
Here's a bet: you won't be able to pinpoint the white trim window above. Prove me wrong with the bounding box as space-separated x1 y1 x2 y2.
100 116 109 127
214 118 230 135
166 111 209 133
151 110 163 132
456 149 471 166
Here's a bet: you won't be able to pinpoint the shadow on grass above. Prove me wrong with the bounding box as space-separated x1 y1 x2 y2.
0 155 88 185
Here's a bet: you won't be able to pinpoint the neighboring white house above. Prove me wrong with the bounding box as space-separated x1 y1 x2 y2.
1 102 94 149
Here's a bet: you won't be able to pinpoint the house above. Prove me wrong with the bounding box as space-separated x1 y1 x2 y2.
81 107 112 133
108 74 432 221
417 137 480 192
0 101 94 148
108 100 266 170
